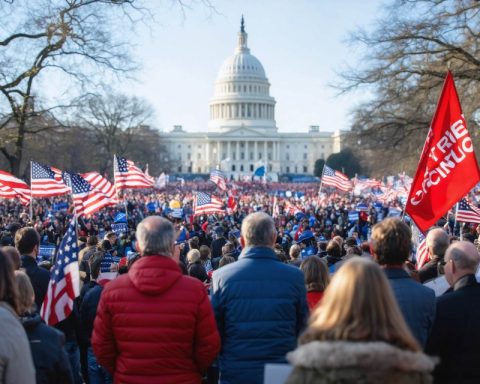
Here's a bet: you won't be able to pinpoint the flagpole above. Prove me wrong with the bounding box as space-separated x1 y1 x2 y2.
113 154 128 223
29 160 33 220
318 165 325 196
453 202 459 237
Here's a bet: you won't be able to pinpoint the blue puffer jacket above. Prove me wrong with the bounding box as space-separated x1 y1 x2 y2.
212 246 308 384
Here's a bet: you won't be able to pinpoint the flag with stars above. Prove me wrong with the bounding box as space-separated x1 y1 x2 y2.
31 161 70 197
456 198 480 223
210 169 227 191
113 155 154 190
41 220 80 326
63 172 117 217
193 191 224 215
321 165 352 192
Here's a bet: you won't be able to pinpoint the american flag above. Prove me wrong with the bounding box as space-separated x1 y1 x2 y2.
456 198 480 223
41 220 80 326
415 235 429 270
144 164 155 185
193 192 224 215
322 165 352 192
63 172 117 217
210 169 227 191
0 170 30 205
81 172 117 200
113 155 154 190
31 161 70 197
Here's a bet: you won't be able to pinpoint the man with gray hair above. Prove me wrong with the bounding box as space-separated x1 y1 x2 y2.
418 228 450 283
426 241 480 383
93 216 220 383
212 212 308 384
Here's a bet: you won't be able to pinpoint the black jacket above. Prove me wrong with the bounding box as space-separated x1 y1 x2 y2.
21 255 50 311
80 282 103 344
426 274 480 383
20 312 73 384
211 237 227 260
187 261 208 282
418 257 440 283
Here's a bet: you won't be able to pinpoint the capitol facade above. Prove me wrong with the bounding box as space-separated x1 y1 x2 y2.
160 18 344 180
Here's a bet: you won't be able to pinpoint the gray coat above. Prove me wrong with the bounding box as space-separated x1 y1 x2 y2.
0 302 36 384
286 340 436 384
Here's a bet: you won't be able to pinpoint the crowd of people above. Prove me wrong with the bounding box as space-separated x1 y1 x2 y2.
1 183 480 384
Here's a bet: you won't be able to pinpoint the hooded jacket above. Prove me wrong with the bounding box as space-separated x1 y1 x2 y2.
92 255 220 384
286 340 436 384
20 312 73 384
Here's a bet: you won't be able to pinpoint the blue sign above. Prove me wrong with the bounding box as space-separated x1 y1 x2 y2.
348 211 359 222
111 223 128 236
37 245 56 262
114 212 127 223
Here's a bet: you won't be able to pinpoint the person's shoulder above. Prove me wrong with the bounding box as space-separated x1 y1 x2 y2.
101 274 131 294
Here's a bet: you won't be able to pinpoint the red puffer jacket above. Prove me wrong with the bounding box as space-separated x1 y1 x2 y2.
92 255 220 384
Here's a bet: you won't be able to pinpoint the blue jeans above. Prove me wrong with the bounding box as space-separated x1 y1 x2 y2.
65 341 82 384
88 346 113 384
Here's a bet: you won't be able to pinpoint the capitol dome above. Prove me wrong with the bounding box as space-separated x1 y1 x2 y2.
208 17 277 133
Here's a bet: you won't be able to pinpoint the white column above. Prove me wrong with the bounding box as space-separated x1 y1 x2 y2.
227 141 231 160
264 141 267 164
254 141 258 160
205 141 210 168
216 141 221 163
236 141 240 162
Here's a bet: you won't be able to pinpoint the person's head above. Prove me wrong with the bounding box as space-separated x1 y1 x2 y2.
443 241 480 286
0 249 19 314
219 255 235 268
136 216 175 257
187 249 201 264
301 258 420 352
87 235 98 247
199 245 211 261
222 242 235 256
105 231 117 246
332 235 343 248
14 227 40 257
426 228 449 260
14 270 35 315
89 251 104 281
326 240 341 258
289 244 301 260
1 246 20 270
300 257 330 293
371 218 411 265
188 236 200 250
240 212 276 249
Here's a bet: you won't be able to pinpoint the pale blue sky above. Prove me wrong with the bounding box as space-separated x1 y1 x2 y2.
120 0 386 133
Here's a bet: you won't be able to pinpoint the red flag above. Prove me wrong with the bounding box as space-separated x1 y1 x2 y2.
405 71 480 232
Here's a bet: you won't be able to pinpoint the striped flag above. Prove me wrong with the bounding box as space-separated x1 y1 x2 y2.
210 169 227 191
456 198 480 223
113 155 154 190
41 220 80 326
0 170 30 205
63 172 117 217
31 161 70 197
321 165 352 192
81 172 116 200
415 235 430 270
193 192 224 215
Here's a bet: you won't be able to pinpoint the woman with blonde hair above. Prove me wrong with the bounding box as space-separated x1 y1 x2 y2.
286 258 436 384
300 256 330 311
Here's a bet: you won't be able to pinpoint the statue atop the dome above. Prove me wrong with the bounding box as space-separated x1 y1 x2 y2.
240 15 245 33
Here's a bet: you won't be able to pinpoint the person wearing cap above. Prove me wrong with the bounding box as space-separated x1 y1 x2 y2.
211 226 227 261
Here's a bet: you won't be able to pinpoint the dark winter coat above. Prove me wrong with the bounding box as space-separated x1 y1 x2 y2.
212 246 308 384
286 340 436 384
426 274 480 383
211 237 227 259
20 312 73 384
80 282 103 344
187 260 208 282
92 255 220 384
384 267 436 348
21 255 50 311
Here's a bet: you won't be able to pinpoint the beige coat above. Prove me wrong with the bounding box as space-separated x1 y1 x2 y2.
0 302 35 384
286 340 437 384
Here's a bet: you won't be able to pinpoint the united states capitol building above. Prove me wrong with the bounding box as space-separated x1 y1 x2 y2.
160 18 344 180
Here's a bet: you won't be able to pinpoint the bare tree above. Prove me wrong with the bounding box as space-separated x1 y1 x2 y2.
75 92 156 174
337 0 480 174
0 0 147 176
